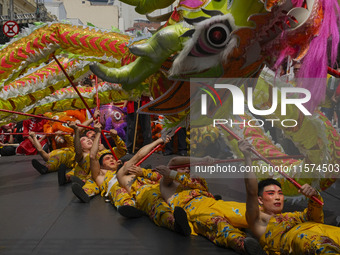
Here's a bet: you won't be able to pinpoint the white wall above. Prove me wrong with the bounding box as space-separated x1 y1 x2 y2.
116 1 145 31
62 0 118 30
45 2 67 20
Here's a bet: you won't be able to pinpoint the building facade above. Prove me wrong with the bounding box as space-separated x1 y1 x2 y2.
59 0 119 30
0 0 55 24
0 0 55 44
44 1 67 21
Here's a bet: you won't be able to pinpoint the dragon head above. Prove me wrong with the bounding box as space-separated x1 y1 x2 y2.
171 0 325 79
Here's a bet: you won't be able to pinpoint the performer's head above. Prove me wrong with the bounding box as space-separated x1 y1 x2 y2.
258 178 284 215
99 152 119 171
80 135 93 152
99 153 132 172
176 166 190 174
86 130 96 140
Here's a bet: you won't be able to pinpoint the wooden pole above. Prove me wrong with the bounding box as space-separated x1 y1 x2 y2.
53 55 118 160
219 124 323 205
132 100 141 154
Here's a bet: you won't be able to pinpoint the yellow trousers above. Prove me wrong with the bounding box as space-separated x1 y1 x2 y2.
100 171 136 208
170 194 248 253
262 221 340 254
82 178 100 197
45 148 75 172
134 183 175 230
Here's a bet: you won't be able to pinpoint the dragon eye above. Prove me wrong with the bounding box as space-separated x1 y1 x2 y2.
114 111 121 121
206 23 231 48
187 19 233 58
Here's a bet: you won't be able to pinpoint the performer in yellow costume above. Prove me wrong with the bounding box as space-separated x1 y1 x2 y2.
116 136 192 235
88 121 183 227
79 132 127 195
29 131 75 173
260 197 340 254
155 156 265 255
241 139 340 255
85 121 139 211
69 119 127 202
29 110 100 176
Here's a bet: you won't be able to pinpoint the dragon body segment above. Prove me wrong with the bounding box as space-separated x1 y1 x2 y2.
0 0 339 196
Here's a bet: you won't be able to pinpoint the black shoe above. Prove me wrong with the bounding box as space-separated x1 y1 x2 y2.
178 151 187 156
143 164 152 170
214 194 222 200
70 175 85 187
31 159 48 175
244 237 266 255
57 164 67 186
173 206 191 236
163 151 173 156
117 205 144 218
72 183 90 203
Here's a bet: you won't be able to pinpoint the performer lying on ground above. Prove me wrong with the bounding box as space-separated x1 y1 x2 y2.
69 119 126 200
29 131 75 175
84 120 144 215
240 139 340 254
107 130 191 236
154 156 266 255
0 123 19 156
16 118 48 155
29 110 101 175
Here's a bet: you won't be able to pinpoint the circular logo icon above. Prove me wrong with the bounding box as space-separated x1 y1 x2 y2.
3 21 20 37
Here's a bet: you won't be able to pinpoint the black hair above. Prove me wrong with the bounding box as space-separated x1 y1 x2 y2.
258 178 282 196
83 77 92 86
116 154 134 173
99 153 113 166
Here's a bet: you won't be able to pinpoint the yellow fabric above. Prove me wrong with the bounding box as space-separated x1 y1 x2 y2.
135 183 175 230
82 178 100 197
68 134 127 181
170 172 215 207
108 181 136 208
97 135 127 159
168 173 248 249
186 197 247 252
98 170 136 208
64 135 74 148
72 153 91 180
320 75 336 108
260 195 340 254
142 168 162 181
123 173 176 230
46 147 75 171
100 170 116 196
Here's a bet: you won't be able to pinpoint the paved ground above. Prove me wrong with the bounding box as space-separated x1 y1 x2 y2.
0 153 339 255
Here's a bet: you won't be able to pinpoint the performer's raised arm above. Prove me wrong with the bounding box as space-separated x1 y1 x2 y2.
78 109 100 134
109 128 127 159
69 121 83 163
297 184 324 223
239 139 263 239
89 120 102 181
117 136 169 193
